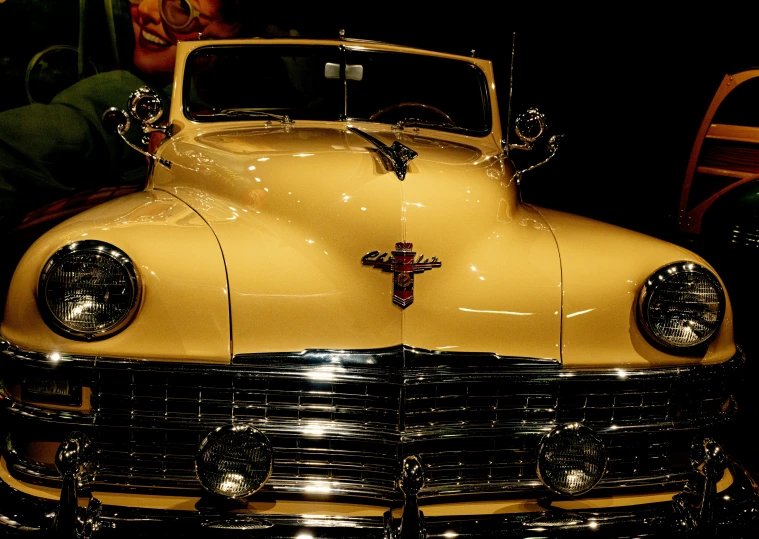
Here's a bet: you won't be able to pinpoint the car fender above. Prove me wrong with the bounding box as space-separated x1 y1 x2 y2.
534 206 736 368
1 190 231 363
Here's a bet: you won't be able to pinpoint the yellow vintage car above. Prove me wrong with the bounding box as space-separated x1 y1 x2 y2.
1 37 758 537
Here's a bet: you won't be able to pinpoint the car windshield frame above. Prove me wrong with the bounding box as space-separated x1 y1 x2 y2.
181 44 492 137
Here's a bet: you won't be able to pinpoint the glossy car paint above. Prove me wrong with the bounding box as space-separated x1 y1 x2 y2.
2 190 231 362
151 125 563 359
0 39 747 525
538 207 735 367
0 40 735 368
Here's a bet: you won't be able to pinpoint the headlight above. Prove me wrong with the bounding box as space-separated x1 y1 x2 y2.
537 423 607 496
638 262 725 349
196 424 273 498
38 240 141 340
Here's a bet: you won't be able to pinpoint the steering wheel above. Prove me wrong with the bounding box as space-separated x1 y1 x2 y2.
370 102 455 126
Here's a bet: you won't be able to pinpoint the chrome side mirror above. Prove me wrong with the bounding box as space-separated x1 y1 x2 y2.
502 108 564 184
101 86 172 168
504 108 547 152
512 133 565 186
515 108 546 144
128 86 164 126
127 86 172 141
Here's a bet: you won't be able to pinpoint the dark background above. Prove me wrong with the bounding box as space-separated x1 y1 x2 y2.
2 3 758 474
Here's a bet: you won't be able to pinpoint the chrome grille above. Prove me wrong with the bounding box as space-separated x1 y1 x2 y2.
1 345 742 501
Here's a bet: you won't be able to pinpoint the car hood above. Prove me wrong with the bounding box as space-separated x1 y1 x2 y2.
153 125 562 360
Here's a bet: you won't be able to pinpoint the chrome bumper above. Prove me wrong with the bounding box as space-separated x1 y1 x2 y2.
1 458 757 538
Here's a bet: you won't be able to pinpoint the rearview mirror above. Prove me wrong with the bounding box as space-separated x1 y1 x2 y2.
324 63 364 81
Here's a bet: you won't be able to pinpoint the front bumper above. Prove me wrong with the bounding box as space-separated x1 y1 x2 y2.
1 458 758 538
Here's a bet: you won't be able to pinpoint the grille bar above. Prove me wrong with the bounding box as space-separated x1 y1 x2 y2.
0 344 743 501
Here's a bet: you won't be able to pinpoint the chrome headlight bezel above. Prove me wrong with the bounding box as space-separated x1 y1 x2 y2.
637 261 726 350
37 240 141 341
536 422 607 497
195 424 273 498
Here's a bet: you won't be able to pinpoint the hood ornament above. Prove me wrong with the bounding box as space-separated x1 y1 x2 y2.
348 126 417 180
362 242 441 308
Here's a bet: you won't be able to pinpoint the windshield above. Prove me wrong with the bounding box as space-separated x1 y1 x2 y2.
183 44 492 136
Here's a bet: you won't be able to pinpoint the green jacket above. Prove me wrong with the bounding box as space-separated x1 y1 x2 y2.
0 69 165 225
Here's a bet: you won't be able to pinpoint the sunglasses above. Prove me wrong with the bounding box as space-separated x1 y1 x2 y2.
130 0 213 32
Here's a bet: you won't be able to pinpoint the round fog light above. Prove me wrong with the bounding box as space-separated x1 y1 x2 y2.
537 423 607 496
195 424 272 498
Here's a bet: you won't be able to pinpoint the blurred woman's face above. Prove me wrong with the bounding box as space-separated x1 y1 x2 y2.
130 0 227 79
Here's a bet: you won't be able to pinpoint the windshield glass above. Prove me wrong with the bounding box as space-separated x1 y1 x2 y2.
183 44 491 136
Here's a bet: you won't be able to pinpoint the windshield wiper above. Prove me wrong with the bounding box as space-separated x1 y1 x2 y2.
393 119 467 132
212 108 294 124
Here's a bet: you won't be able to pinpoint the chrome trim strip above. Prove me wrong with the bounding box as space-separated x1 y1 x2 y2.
5 337 748 378
1 338 747 501
1 338 746 400
0 458 756 538
0 338 561 370
236 344 561 368
0 398 737 435
0 431 705 496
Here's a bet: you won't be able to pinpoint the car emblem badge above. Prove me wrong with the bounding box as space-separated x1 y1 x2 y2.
362 242 441 308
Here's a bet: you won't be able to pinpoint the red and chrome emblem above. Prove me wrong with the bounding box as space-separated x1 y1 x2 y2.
362 242 442 308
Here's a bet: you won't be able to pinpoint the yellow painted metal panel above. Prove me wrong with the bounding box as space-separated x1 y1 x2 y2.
535 207 736 368
402 153 561 359
1 191 230 362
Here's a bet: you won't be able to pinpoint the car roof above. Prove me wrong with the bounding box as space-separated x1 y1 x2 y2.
176 37 488 65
